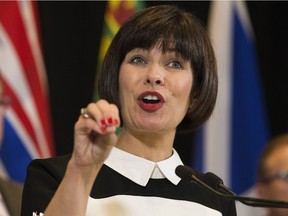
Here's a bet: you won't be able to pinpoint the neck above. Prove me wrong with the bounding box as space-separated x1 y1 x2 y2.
116 127 176 162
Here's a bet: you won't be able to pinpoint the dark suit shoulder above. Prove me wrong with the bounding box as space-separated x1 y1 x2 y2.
21 154 71 215
28 154 71 181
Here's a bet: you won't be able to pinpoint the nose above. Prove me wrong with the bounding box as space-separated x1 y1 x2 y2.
145 65 165 86
145 77 164 85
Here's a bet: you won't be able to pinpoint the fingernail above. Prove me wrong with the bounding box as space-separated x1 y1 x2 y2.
101 119 107 128
107 117 113 125
114 118 119 126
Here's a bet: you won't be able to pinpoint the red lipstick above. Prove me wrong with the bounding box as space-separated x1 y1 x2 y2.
137 91 165 112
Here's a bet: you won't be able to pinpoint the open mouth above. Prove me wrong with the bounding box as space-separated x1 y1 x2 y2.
142 95 161 104
138 91 164 111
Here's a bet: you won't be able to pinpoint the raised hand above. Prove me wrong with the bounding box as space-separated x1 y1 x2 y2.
72 99 120 168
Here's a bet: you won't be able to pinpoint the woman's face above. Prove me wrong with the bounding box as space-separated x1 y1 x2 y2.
118 46 193 134
257 145 288 216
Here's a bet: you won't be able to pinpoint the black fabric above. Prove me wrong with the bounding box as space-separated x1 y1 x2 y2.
21 154 236 216
21 154 70 216
92 165 236 215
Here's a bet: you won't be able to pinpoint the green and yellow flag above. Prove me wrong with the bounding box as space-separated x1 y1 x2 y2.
94 0 144 100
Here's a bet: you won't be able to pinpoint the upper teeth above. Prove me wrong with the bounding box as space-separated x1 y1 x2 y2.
143 95 159 100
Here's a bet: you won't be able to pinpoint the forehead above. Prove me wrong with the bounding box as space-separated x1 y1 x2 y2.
266 145 288 170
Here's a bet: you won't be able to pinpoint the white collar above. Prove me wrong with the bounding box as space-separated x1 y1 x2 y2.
104 147 183 186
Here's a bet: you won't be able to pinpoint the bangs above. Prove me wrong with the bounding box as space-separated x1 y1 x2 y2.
121 32 193 62
118 11 196 62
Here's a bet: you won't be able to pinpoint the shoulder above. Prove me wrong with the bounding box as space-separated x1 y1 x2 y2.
27 154 71 181
21 154 72 215
0 177 22 199
0 178 23 216
0 177 22 191
29 153 71 168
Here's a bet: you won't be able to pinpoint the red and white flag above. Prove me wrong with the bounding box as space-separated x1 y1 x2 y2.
0 1 54 183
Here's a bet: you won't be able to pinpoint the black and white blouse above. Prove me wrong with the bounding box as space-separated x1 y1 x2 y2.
21 147 236 216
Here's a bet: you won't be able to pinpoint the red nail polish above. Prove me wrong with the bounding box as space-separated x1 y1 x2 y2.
107 117 113 124
114 119 119 126
101 119 106 127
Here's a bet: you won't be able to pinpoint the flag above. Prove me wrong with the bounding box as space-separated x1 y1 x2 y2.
194 0 269 199
0 1 54 183
94 0 144 100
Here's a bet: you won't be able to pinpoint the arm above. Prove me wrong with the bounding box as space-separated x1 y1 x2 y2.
41 100 120 216
44 160 103 215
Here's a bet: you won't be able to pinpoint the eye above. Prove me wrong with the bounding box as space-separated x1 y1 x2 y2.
167 61 183 69
130 56 146 65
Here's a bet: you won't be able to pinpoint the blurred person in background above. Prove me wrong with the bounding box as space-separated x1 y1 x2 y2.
0 82 23 216
256 133 288 216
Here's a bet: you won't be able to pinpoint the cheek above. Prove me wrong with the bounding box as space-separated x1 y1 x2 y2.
267 182 288 199
119 64 140 90
119 65 141 108
119 65 132 97
172 73 193 99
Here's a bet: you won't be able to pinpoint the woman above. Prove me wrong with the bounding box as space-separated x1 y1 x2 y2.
21 5 236 216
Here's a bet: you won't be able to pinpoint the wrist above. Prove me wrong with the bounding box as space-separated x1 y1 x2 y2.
65 158 103 192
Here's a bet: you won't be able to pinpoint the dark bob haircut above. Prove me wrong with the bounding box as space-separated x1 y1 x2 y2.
98 4 217 132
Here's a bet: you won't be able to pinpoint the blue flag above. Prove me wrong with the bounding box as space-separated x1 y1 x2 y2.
194 1 269 198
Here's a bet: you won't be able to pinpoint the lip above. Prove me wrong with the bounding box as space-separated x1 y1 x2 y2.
137 91 165 112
